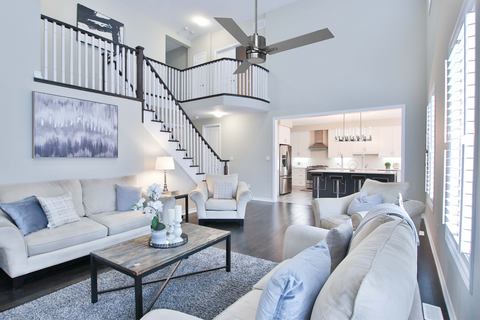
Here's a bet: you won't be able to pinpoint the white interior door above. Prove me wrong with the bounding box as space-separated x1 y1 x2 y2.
193 52 206 66
203 124 221 173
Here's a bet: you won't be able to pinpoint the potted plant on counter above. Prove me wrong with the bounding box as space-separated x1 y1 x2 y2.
385 162 392 170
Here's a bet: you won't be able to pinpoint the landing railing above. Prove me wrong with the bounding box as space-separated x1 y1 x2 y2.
147 58 269 102
40 15 137 98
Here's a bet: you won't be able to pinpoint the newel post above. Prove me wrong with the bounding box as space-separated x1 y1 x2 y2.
224 161 229 175
136 46 145 102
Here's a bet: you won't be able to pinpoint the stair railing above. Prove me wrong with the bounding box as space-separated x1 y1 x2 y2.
143 57 230 176
40 15 137 98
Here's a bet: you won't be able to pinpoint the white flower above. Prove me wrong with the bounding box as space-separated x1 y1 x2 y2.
137 198 146 205
152 201 163 211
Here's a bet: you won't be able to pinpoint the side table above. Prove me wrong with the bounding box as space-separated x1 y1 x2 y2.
171 193 189 222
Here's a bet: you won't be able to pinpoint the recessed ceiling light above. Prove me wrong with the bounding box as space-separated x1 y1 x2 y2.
213 112 225 118
184 27 189 30
193 17 209 27
195 116 200 119
190 31 195 34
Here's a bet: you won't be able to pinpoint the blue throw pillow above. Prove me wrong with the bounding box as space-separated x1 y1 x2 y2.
116 184 142 212
256 240 331 320
347 189 382 216
0 196 48 236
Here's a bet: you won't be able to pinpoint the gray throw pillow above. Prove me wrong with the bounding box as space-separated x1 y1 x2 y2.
347 189 382 216
256 240 331 320
326 219 353 272
37 192 80 229
0 196 48 236
213 182 233 199
116 184 142 212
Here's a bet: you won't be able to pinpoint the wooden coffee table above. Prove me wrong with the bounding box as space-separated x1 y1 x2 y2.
90 223 231 320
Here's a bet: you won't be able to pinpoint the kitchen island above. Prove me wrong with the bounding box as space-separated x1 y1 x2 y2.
310 169 397 198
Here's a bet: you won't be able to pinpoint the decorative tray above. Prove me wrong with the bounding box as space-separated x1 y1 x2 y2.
149 233 188 249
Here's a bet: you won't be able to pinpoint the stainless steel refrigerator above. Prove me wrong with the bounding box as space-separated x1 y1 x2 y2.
279 144 292 195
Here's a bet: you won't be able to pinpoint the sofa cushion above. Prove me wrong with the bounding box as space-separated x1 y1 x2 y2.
206 174 238 199
214 290 262 320
256 240 331 320
205 199 237 211
311 216 417 320
80 175 137 216
326 219 353 272
88 210 151 235
320 214 350 230
0 179 85 218
25 217 107 256
347 189 382 216
361 179 409 204
0 196 48 236
116 184 142 212
37 192 81 229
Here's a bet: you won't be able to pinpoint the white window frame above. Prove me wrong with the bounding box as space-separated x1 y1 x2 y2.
426 86 436 209
442 0 477 291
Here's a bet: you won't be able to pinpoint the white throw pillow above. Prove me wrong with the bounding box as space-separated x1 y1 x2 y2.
361 179 409 204
213 182 233 199
206 174 238 199
347 189 382 216
326 219 353 272
37 192 80 229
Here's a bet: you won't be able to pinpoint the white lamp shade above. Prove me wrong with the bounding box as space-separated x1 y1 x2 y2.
155 156 175 170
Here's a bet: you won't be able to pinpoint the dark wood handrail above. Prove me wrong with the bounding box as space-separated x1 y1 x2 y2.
144 58 229 163
41 14 137 53
146 56 269 73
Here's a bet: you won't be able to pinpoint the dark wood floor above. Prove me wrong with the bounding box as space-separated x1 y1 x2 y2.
0 200 448 319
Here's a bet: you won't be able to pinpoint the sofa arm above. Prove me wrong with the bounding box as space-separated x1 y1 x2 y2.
189 182 208 219
403 200 426 231
141 309 202 320
160 196 176 212
236 181 253 219
0 216 28 278
311 193 357 227
282 225 329 260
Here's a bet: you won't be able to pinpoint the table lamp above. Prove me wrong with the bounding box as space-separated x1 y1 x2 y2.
155 156 175 193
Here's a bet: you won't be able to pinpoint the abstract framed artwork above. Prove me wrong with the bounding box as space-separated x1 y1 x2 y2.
33 92 118 158
77 4 124 44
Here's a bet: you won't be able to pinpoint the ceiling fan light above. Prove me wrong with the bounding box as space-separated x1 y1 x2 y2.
246 51 266 64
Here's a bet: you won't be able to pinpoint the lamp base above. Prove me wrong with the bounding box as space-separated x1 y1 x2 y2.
164 190 179 196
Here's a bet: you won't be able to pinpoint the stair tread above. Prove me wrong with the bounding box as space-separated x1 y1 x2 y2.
151 119 163 123
183 157 193 160
143 109 154 113
196 173 205 175
190 165 199 167
169 140 179 142
176 149 187 151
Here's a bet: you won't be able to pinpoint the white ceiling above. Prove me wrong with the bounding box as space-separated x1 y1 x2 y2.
291 109 403 126
112 0 300 41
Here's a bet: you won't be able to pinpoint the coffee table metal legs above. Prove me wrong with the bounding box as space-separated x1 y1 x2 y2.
226 235 231 272
135 277 143 320
91 255 98 303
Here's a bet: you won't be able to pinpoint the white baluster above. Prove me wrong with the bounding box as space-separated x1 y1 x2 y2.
61 25 65 83
116 45 120 94
52 22 57 82
84 33 88 88
91 36 95 90
43 19 48 79
69 28 73 84
97 39 102 90
77 31 81 86
132 50 137 97
103 41 108 92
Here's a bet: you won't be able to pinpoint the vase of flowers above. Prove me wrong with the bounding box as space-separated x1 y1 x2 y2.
132 183 166 245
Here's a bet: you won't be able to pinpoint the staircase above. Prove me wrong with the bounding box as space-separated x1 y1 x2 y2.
38 15 270 183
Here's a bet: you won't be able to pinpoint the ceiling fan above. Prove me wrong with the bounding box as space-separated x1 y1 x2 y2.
214 0 334 74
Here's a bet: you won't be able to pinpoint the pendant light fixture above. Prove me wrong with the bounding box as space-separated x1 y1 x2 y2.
334 113 372 142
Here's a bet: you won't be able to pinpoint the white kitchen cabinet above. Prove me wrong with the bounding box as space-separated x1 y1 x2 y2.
351 127 379 154
291 131 311 158
328 129 353 158
378 126 402 157
292 168 306 187
278 125 291 145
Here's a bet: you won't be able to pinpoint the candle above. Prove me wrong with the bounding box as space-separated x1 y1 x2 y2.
175 205 182 222
168 209 175 225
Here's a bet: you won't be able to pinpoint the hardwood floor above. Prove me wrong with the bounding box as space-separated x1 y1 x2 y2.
0 193 449 319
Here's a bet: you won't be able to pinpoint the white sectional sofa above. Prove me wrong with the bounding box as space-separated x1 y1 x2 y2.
0 175 175 288
142 211 423 320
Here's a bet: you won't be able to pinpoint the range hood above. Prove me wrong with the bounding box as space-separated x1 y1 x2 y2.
308 130 328 150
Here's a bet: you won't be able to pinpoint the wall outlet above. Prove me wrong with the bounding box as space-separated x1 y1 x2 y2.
230 156 234 160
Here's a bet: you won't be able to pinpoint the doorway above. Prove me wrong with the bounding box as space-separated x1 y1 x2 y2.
165 36 188 69
203 124 222 174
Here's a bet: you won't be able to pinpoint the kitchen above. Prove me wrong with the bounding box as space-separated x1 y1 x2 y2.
278 108 403 202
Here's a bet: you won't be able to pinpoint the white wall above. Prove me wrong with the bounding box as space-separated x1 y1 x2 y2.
424 0 480 319
193 0 427 201
0 0 196 209
166 47 188 69
41 0 191 63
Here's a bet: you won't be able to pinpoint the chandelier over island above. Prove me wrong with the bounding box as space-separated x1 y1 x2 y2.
334 113 372 142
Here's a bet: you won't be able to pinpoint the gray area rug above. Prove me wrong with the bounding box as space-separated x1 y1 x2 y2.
0 248 277 320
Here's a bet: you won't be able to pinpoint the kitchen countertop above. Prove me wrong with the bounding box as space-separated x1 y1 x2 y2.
309 169 397 175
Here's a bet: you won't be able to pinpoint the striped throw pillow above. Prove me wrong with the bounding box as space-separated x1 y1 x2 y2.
37 192 80 229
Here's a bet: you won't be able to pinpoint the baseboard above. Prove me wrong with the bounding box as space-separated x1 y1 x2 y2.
252 197 275 202
423 216 457 320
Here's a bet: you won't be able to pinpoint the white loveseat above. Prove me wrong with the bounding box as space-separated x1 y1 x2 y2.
0 175 175 288
141 211 423 320
312 179 426 231
190 174 253 225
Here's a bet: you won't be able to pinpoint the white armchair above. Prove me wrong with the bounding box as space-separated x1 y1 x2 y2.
311 179 426 231
189 174 253 225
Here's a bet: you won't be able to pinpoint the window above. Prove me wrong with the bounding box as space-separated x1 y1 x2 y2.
425 89 435 204
443 1 476 288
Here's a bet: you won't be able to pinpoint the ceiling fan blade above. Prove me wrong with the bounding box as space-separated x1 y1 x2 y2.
214 17 254 48
263 28 334 55
234 60 252 74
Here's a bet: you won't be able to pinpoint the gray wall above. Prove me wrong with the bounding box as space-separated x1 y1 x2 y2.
166 47 188 70
0 0 196 209
193 0 427 201
424 0 480 319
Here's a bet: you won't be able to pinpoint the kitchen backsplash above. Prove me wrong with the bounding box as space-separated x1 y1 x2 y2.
293 152 401 170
